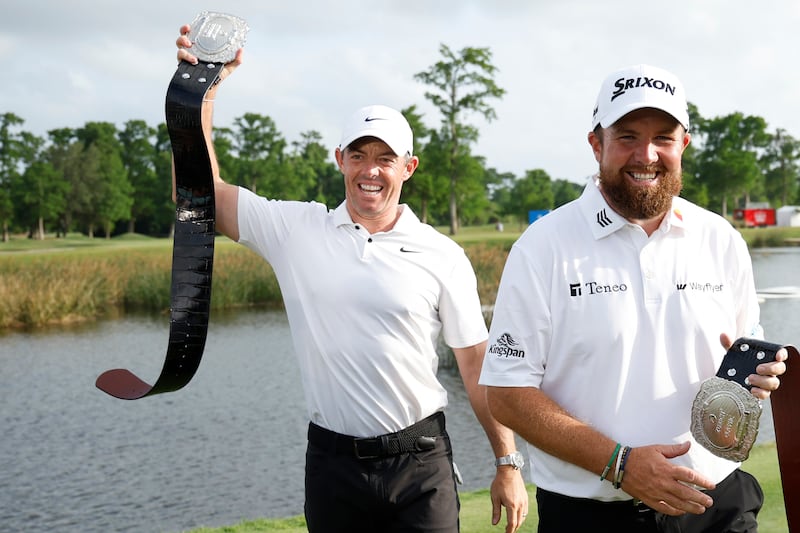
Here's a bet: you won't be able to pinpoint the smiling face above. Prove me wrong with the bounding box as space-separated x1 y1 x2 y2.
335 136 419 233
589 107 691 226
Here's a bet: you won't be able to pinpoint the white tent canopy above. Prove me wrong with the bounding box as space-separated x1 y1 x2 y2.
776 205 800 227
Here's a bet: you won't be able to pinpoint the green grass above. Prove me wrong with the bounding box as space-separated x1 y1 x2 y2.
183 443 786 532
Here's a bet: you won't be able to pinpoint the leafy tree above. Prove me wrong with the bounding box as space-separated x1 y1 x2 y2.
678 103 703 205
14 156 67 239
504 169 554 225
74 122 133 237
486 167 515 208
0 113 26 241
290 130 339 208
552 179 583 208
414 44 505 234
761 128 800 207
13 131 67 238
400 105 441 223
694 112 769 215
454 153 493 225
232 113 286 195
45 128 82 234
119 120 160 234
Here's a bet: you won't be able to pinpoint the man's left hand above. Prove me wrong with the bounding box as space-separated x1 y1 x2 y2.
490 466 529 532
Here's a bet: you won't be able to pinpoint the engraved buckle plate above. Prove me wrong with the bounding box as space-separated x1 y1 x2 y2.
187 11 249 64
691 376 762 462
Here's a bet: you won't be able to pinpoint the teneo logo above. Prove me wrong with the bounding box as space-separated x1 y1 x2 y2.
676 281 724 292
488 333 525 359
570 280 628 297
570 283 582 297
611 76 677 101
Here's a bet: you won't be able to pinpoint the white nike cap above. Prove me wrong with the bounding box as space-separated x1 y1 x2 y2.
339 104 413 157
591 64 690 131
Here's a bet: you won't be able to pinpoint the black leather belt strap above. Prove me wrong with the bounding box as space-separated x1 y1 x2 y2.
94 60 221 400
308 412 446 459
715 338 781 388
768 342 800 531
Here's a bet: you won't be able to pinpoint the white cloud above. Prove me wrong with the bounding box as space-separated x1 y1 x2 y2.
3 0 800 180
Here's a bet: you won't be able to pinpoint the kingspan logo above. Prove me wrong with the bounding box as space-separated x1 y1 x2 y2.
569 280 628 297
488 333 525 359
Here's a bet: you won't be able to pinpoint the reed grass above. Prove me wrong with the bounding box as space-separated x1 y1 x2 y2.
1 223 798 330
0 239 282 329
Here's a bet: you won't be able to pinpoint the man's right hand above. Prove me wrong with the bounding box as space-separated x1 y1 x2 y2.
621 442 716 516
175 24 243 96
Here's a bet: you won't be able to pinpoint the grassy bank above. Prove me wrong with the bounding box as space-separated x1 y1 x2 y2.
0 225 798 330
0 236 283 329
183 443 786 533
0 229 512 330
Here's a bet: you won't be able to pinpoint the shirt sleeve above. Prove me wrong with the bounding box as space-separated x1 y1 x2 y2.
438 249 488 349
479 241 551 388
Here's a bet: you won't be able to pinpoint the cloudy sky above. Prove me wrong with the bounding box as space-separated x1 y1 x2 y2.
3 0 799 182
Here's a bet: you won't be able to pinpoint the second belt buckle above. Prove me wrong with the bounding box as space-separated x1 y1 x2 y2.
353 437 383 459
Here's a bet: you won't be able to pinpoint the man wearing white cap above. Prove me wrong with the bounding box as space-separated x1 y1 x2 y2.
480 64 788 531
175 26 528 533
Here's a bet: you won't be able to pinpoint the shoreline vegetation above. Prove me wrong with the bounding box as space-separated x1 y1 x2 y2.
183 442 786 532
1 225 799 331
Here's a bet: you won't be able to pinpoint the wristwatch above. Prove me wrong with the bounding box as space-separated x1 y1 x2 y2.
495 451 525 470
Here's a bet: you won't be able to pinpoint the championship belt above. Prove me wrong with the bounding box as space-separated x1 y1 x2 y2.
691 338 784 461
95 12 248 400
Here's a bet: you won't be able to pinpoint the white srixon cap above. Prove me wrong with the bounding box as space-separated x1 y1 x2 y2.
592 64 690 131
339 105 413 157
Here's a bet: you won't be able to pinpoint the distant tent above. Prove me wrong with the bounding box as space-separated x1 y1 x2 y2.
776 206 800 227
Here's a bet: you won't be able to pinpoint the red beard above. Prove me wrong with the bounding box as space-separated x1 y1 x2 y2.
598 167 683 220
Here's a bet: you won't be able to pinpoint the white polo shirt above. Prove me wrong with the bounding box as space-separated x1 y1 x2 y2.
237 187 488 437
479 177 762 501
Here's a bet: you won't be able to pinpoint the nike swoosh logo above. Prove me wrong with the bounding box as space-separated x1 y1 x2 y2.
364 117 387 122
400 246 421 253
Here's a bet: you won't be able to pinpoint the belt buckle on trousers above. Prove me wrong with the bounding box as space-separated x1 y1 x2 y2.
352 435 386 460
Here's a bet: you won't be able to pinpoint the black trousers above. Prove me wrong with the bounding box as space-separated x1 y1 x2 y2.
304 419 460 533
536 469 763 533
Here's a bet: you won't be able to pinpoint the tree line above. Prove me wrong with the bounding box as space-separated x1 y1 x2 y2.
1 45 799 241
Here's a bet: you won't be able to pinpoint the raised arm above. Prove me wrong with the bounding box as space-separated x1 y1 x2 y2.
172 24 243 241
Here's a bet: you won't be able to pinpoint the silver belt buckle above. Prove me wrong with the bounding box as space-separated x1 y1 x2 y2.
691 376 762 461
187 11 249 64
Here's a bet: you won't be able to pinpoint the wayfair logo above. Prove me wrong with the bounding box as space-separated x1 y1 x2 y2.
676 281 724 292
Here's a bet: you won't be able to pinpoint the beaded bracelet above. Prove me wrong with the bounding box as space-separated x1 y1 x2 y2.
600 443 621 482
613 446 632 489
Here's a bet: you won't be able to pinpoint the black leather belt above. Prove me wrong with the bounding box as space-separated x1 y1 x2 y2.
308 412 447 460
95 12 248 400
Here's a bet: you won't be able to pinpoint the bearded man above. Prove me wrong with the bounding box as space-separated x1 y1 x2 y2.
479 64 788 533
